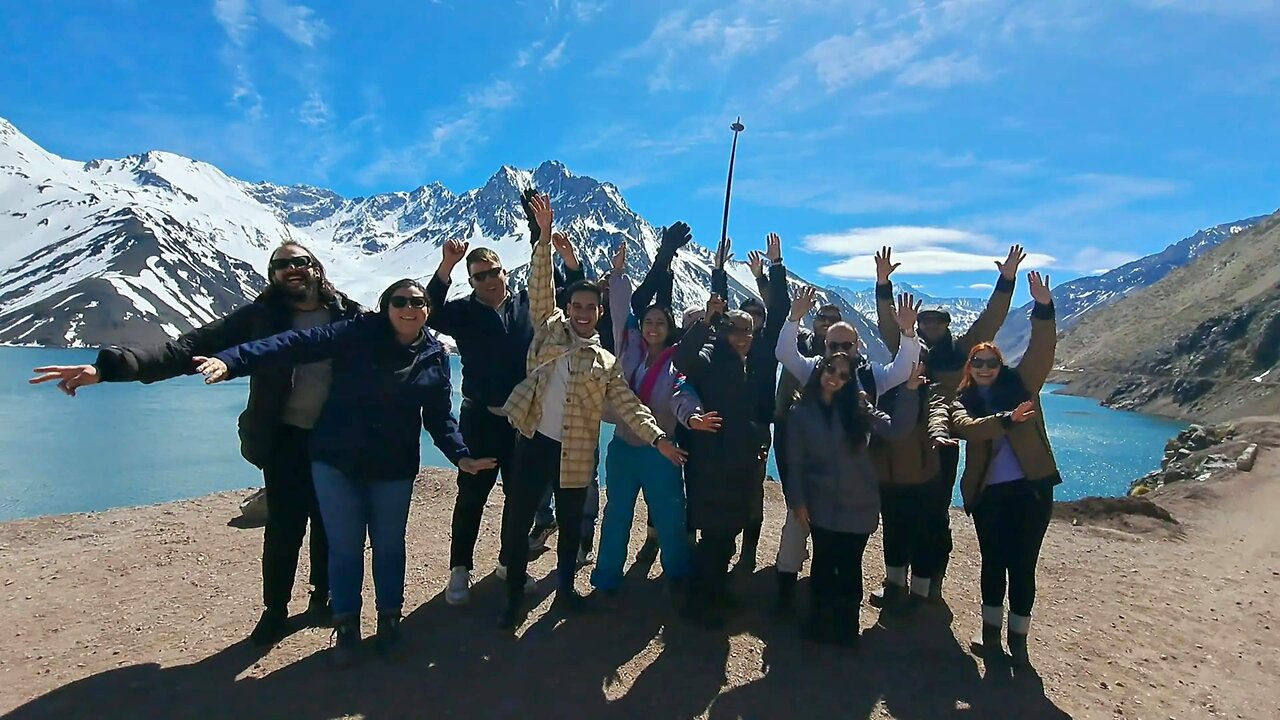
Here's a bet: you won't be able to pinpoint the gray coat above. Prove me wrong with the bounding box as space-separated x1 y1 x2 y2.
784 389 918 534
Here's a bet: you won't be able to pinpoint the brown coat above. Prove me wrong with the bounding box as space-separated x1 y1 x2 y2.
869 384 940 486
877 276 1015 401
927 301 1060 511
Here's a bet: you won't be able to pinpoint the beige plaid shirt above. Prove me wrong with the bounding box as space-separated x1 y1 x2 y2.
502 238 664 489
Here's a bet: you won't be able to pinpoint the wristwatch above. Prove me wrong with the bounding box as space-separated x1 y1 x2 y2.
651 433 668 447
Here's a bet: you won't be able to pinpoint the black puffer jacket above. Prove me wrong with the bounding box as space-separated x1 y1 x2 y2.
94 289 362 468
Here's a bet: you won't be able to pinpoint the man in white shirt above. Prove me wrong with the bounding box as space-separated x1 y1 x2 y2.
770 286 921 613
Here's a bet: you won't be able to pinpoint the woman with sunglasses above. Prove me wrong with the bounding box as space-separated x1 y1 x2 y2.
929 270 1056 669
784 352 924 646
195 279 496 667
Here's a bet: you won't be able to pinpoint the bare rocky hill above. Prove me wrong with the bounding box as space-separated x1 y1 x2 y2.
1052 211 1280 421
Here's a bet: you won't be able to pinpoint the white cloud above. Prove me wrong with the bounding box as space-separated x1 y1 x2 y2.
259 0 329 47
298 91 330 126
968 282 995 290
803 225 1054 280
541 37 569 70
1068 247 1142 274
896 54 990 88
466 80 516 110
213 0 254 45
622 10 781 92
807 33 919 90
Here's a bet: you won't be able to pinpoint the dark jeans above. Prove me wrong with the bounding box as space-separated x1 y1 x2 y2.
500 433 588 600
972 480 1054 616
261 424 327 611
449 402 516 570
810 525 871 608
690 528 740 607
881 483 943 580
930 443 961 563
534 447 600 544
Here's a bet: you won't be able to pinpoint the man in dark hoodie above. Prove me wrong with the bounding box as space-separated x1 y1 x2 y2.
873 244 1024 601
30 241 362 646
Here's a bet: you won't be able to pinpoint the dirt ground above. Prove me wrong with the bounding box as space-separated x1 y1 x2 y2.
2 424 1278 720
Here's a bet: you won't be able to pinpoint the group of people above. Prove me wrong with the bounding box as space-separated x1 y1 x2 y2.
29 189 1061 671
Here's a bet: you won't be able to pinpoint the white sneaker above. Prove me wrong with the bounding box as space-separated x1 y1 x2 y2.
495 563 537 594
445 566 471 606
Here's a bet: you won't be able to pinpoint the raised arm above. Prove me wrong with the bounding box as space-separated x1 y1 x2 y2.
425 239 469 335
673 301 719 382
526 194 558 326
421 360 469 465
1015 271 1057 393
762 233 790 349
871 293 922 396
777 287 818 385
634 222 688 313
873 246 903 354
608 243 635 349
957 245 1024 351
212 317 362 378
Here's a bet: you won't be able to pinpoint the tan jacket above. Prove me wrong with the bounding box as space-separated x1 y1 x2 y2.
502 238 664 489
928 302 1060 511
869 385 940 486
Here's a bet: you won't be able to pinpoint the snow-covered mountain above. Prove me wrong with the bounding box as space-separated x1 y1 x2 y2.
827 282 990 335
994 215 1270 361
0 117 887 359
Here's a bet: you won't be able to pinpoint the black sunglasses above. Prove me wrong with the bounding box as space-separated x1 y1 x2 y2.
389 296 428 309
970 357 1001 370
826 340 855 352
724 323 753 336
269 256 313 271
471 268 503 282
822 365 852 381
816 313 842 322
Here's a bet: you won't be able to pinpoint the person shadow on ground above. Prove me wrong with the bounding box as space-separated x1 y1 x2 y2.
4 569 1067 720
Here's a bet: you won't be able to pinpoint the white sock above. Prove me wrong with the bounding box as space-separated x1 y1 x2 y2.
910 575 931 597
1009 613 1031 635
982 604 1004 628
886 566 907 587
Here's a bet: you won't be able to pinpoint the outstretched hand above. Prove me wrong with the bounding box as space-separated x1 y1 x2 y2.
610 239 626 273
875 246 900 283
932 436 960 449
996 245 1027 280
661 222 693 253
896 292 922 336
193 356 230 384
656 438 689 466
527 193 553 239
747 251 766 278
765 233 782 263
441 238 469 268
1028 271 1052 305
688 411 723 433
458 457 498 475
1012 400 1037 423
705 294 727 323
790 285 818 322
29 364 100 396
905 361 928 390
715 236 733 269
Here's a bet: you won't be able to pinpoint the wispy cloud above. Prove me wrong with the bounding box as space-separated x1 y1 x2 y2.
259 0 329 47
622 10 781 92
968 282 994 290
802 226 1055 279
541 37 569 71
211 0 330 123
298 90 330 126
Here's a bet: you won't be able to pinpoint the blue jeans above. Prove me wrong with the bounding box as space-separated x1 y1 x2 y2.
534 447 600 541
590 437 692 591
311 462 414 617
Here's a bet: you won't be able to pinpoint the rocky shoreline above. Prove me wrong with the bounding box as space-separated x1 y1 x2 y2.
1128 422 1261 496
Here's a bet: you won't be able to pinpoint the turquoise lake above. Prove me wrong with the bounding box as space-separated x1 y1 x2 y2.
0 346 1186 521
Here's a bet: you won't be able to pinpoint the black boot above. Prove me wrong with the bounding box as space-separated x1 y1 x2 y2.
375 611 403 659
772 571 798 619
971 624 1006 664
831 599 860 648
249 607 289 647
929 557 949 603
803 599 834 644
1008 630 1031 669
497 593 523 631
307 590 333 627
868 581 906 610
330 614 361 668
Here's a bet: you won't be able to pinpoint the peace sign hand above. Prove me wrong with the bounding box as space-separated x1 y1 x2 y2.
29 364 100 396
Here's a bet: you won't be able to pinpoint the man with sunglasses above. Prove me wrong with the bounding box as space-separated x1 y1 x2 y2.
872 244 1023 603
30 241 362 646
426 206 585 607
770 286 921 613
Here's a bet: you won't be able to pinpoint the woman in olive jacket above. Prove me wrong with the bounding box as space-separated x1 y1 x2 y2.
929 271 1057 669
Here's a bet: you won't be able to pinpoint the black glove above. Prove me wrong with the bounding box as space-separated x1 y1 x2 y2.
660 221 692 256
520 188 541 245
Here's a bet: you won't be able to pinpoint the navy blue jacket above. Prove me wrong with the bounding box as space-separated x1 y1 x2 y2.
426 263 583 407
214 313 468 482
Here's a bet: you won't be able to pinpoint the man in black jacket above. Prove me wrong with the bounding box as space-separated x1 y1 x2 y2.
427 227 584 607
30 241 362 646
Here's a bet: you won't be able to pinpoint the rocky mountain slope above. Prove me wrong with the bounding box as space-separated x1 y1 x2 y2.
0 117 888 359
1052 211 1280 421
995 215 1268 360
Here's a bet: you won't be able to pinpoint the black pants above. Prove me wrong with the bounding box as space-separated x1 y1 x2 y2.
690 528 740 607
929 444 961 564
810 525 870 608
500 433 587 600
261 424 327 610
971 480 1053 616
881 483 943 580
449 402 517 570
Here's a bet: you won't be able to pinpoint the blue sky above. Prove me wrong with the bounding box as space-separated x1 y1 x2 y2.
2 0 1278 298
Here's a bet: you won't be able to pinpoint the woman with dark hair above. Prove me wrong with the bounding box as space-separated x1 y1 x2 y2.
195 278 496 667
590 242 721 596
784 352 923 646
929 270 1055 669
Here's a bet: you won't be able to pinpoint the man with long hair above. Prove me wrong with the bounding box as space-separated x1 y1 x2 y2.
30 240 362 646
